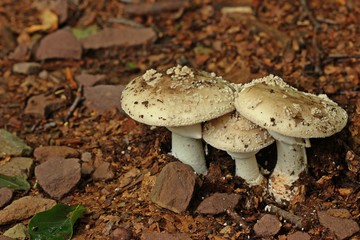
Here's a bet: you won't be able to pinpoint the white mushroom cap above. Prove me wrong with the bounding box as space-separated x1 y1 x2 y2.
234 75 348 138
203 111 275 152
121 65 236 127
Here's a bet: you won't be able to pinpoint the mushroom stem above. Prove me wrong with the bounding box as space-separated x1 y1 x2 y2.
268 130 309 202
168 124 207 175
227 151 265 186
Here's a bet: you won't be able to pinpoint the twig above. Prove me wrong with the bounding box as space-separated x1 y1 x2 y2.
65 85 84 121
226 209 249 230
299 0 320 30
108 17 144 28
266 204 305 229
327 54 360 59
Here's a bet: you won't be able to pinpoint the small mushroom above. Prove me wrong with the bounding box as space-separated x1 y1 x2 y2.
203 111 274 186
235 75 348 203
121 65 236 174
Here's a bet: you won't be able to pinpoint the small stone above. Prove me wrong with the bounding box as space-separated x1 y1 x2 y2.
35 158 81 199
196 193 240 215
24 94 66 117
110 227 132 240
12 62 41 75
33 146 80 163
149 162 196 213
8 45 29 61
3 223 27 240
0 157 33 179
254 214 282 237
75 73 106 87
83 85 125 114
0 188 13 208
91 162 114 181
0 196 56 225
38 70 49 80
0 235 13 240
326 208 352 219
0 129 32 157
35 29 82 60
287 231 311 240
141 232 192 240
318 210 359 240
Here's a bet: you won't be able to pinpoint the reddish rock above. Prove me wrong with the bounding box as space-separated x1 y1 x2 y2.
318 210 359 240
0 235 14 240
75 73 106 87
254 214 282 237
24 94 66 117
91 162 114 181
81 27 156 50
110 227 132 240
33 146 80 163
35 158 81 199
83 85 125 114
196 193 241 215
149 162 196 213
141 232 192 240
287 231 311 240
0 188 13 208
8 45 29 61
35 29 82 60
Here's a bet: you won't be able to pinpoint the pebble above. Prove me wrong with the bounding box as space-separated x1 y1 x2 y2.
24 94 66 117
0 157 33 179
110 227 133 240
33 146 80 163
12 62 41 75
3 223 27 240
75 73 106 87
0 129 32 157
287 231 311 240
0 196 56 225
0 188 13 208
196 193 241 215
149 162 196 213
141 232 192 240
35 158 81 199
254 214 282 237
91 162 114 181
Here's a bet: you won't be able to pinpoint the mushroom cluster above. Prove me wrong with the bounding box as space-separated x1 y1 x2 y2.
121 66 348 204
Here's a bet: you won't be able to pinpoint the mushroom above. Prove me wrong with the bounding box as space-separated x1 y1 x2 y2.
203 111 275 186
121 65 236 174
234 75 348 203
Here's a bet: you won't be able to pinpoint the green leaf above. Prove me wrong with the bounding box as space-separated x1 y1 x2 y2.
28 203 86 240
126 61 137 69
0 173 30 190
71 25 98 40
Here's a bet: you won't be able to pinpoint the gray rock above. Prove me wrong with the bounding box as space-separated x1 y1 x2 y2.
35 158 81 199
0 129 32 157
91 162 114 181
12 62 41 75
3 223 27 240
0 196 56 225
287 231 311 240
196 193 240 215
0 188 13 208
35 29 82 60
83 85 125 114
81 27 156 50
33 146 80 163
254 214 282 237
318 210 359 240
141 232 192 240
149 162 196 213
75 73 106 87
0 157 33 179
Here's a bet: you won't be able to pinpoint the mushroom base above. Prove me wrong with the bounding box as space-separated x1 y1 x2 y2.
170 131 208 175
227 151 266 186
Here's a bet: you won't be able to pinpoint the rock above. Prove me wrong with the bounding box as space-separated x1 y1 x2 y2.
0 129 32 157
12 62 41 75
35 29 82 60
287 231 311 240
35 158 81 199
32 0 68 24
149 162 196 213
326 208 352 219
141 232 192 240
110 227 132 240
24 94 66 117
254 214 282 237
0 235 13 240
91 162 114 181
318 210 359 240
0 196 56 225
0 16 16 57
83 85 125 114
8 45 29 61
196 193 240 215
0 188 13 208
0 157 33 179
75 73 106 87
33 146 80 163
81 27 156 50
81 152 94 175
3 223 27 240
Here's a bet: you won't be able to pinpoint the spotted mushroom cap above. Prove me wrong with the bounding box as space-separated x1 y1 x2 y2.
234 75 348 138
121 65 236 127
203 111 274 152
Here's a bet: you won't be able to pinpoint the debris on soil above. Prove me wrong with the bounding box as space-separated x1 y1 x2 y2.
141 232 192 240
